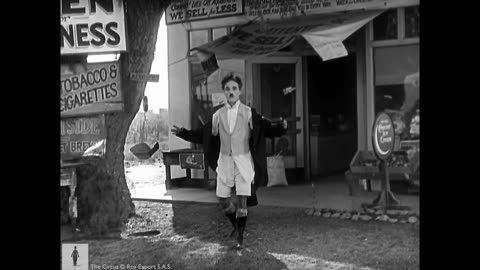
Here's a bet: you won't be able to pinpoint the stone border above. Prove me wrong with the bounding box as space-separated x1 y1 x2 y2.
304 207 419 224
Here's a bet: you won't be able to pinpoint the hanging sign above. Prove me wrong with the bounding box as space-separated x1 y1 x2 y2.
166 0 244 25
60 0 127 55
130 73 160 82
61 61 123 117
372 112 395 160
195 10 381 59
61 114 107 160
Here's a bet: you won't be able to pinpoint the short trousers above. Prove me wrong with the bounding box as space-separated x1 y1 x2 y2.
216 162 251 198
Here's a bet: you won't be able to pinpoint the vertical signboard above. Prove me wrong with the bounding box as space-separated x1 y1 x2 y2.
61 0 127 54
61 61 123 117
61 114 107 160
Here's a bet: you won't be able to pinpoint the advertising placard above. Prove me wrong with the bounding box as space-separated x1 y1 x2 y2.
372 112 395 160
61 0 127 54
61 114 106 160
166 0 244 25
61 62 123 117
179 153 205 169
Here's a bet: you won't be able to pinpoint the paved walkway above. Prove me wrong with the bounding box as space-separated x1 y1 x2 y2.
131 173 419 215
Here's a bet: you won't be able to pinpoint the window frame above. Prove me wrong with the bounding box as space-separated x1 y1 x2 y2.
365 6 419 151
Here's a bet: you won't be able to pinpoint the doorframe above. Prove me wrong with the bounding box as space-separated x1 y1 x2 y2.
246 56 304 169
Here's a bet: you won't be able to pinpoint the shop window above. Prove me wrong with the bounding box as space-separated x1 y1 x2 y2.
213 27 228 40
189 29 209 52
373 9 397 41
374 45 419 141
405 6 420 38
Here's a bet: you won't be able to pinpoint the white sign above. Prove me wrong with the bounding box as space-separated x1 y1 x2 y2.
245 0 419 20
166 0 244 25
311 41 348 61
61 0 127 55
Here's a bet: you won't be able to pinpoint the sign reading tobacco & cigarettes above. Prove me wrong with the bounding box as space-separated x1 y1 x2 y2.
372 112 395 160
60 0 127 55
61 62 123 117
61 114 106 160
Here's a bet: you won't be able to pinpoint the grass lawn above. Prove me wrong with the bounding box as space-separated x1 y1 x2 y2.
63 200 419 270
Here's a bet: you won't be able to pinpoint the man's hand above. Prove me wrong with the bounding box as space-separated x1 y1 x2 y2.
171 125 184 136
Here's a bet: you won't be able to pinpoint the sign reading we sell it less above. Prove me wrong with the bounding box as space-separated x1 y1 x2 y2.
60 0 127 54
166 0 243 25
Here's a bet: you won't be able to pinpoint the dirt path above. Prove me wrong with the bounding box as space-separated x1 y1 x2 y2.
70 200 419 270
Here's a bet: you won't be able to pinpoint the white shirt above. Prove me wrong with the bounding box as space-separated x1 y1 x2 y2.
212 100 255 186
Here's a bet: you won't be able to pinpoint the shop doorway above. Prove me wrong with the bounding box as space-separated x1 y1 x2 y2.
248 57 304 183
307 54 358 177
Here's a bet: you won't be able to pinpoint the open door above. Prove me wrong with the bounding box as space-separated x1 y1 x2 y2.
248 57 304 181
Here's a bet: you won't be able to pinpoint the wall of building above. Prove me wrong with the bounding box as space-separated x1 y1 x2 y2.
167 23 191 178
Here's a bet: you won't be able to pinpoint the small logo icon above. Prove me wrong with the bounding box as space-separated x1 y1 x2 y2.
62 243 88 270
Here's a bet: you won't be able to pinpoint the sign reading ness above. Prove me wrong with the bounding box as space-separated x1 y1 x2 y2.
60 62 123 117
60 0 127 54
372 112 395 160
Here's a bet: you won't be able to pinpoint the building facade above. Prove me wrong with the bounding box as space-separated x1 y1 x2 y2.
166 0 420 182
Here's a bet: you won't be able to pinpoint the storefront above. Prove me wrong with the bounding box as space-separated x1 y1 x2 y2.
166 0 419 183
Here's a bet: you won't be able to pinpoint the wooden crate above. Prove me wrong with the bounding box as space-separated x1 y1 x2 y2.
349 151 380 174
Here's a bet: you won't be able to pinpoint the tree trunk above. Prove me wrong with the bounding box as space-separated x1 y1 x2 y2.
75 0 168 236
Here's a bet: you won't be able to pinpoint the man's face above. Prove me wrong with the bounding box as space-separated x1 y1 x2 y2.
223 80 241 105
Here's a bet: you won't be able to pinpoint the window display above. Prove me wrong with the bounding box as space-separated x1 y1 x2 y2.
373 44 419 176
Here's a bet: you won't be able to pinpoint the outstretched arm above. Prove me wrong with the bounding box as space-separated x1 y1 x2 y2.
263 117 288 138
171 125 204 144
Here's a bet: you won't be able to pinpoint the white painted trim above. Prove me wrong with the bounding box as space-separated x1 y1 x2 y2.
356 28 367 151
365 23 375 152
371 38 419 47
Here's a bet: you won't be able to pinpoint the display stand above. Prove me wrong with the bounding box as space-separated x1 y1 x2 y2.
359 112 412 213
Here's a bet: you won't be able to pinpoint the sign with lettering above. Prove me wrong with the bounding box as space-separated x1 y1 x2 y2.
61 114 107 160
372 112 395 160
61 0 127 55
130 73 160 82
195 10 381 59
179 153 205 169
166 0 244 25
244 0 419 20
61 62 123 117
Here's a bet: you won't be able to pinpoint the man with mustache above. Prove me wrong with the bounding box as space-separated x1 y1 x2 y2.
172 73 288 249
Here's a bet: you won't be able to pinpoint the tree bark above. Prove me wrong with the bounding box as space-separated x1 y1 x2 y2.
75 0 169 236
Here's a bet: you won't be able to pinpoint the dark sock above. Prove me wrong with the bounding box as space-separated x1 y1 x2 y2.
236 216 247 246
226 212 237 231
